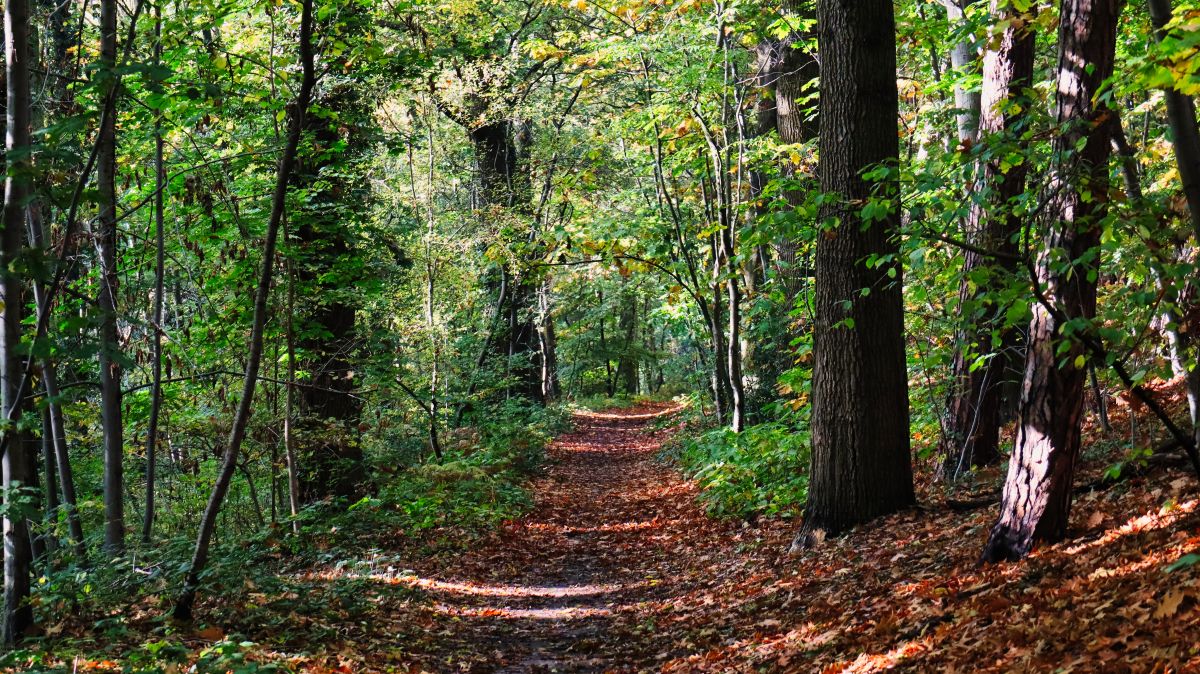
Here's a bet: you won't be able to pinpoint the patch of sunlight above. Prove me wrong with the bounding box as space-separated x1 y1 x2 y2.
400 577 626 598
525 521 661 534
433 603 613 619
1062 498 1198 558
575 405 682 421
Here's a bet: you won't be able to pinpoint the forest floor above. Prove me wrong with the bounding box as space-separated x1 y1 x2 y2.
24 394 1200 672
305 397 1200 673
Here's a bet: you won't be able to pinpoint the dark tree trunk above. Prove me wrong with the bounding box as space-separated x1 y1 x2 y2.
981 0 1123 563
96 0 124 555
470 121 542 402
796 0 913 545
173 0 315 620
617 287 639 395
293 73 369 501
2 0 35 640
940 0 1037 479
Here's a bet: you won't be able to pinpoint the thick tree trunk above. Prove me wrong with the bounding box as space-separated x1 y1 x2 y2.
470 121 542 402
795 0 913 545
2 0 35 640
293 79 368 502
173 0 315 620
940 0 1037 479
981 0 1122 563
96 0 124 555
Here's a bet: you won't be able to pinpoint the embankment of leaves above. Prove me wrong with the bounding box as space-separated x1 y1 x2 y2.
2 401 571 674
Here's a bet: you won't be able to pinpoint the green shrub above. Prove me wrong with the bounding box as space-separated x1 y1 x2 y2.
670 421 810 519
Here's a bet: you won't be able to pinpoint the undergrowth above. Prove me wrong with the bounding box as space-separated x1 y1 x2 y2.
3 400 571 674
664 396 810 519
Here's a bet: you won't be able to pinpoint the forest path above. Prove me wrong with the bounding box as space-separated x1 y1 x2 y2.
398 402 728 673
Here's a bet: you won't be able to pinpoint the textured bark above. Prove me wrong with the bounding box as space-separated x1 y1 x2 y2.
798 0 913 542
174 0 315 620
982 0 1122 563
96 0 124 555
941 0 1037 479
2 0 34 640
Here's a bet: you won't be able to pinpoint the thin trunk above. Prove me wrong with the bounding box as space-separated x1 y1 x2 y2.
944 0 982 144
28 207 86 560
982 0 1123 563
2 0 35 640
97 0 124 556
795 0 913 546
142 4 165 544
173 0 315 619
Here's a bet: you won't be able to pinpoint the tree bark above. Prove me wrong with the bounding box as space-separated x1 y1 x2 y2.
944 0 982 144
2 0 35 640
940 0 1037 479
981 0 1123 563
795 0 913 545
173 0 315 620
96 0 124 556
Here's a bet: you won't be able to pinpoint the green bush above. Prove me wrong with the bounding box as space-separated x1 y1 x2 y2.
670 421 810 519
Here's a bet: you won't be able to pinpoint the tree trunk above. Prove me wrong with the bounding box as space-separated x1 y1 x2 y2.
2 0 35 640
944 0 982 144
96 0 124 556
617 286 639 395
173 0 315 619
981 0 1123 563
294 78 367 502
28 206 87 561
537 281 561 401
470 121 542 402
795 0 913 545
142 5 165 544
940 0 1037 479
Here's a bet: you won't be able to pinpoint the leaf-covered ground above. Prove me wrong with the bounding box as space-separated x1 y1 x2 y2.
22 397 1200 672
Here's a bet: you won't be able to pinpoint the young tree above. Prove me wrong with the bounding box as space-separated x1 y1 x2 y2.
96 0 124 555
981 0 1123 563
174 0 316 619
794 0 914 546
940 0 1038 478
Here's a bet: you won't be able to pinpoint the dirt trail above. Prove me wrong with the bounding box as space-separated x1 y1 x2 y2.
401 403 726 673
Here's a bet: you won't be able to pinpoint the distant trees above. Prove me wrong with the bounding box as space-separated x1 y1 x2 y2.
797 0 914 543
